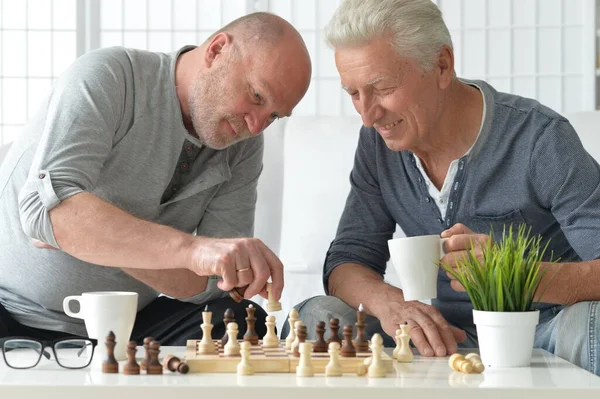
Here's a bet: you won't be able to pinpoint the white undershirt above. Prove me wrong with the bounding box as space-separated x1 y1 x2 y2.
413 86 487 219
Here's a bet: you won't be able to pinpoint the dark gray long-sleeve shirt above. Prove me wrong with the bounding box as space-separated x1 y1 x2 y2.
0 46 263 335
324 80 600 328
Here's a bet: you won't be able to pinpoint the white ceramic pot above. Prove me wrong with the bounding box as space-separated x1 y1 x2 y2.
473 309 540 368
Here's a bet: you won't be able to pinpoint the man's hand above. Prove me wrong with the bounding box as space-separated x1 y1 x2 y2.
440 223 491 292
189 236 284 301
377 300 466 357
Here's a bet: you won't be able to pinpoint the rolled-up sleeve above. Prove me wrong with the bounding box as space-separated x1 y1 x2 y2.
18 51 124 248
323 126 396 294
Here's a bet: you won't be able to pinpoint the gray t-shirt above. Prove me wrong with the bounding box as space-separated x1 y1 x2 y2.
324 79 600 329
0 46 264 335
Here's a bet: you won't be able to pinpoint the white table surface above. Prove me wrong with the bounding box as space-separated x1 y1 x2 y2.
1 347 599 399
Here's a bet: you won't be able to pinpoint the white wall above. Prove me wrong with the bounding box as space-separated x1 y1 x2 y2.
0 0 597 147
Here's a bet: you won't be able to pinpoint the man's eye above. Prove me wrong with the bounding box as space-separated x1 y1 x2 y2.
253 92 262 102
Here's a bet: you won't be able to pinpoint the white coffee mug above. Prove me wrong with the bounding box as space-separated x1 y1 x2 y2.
388 235 448 301
63 291 138 361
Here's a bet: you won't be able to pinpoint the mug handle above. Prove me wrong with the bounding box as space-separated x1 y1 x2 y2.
63 295 83 319
439 237 449 258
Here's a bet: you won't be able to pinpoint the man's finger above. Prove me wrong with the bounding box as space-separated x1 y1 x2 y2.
404 319 434 357
451 326 467 343
257 242 284 300
244 245 270 298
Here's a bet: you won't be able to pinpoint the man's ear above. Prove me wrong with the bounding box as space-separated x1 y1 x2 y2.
204 32 232 68
437 45 454 89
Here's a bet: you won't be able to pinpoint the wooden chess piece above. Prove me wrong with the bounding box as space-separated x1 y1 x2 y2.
221 308 235 346
448 353 473 374
293 325 307 358
340 325 356 357
465 353 485 373
224 322 241 356
102 331 119 374
123 340 140 375
392 328 401 359
296 342 314 377
312 321 328 353
262 315 279 348
353 303 369 352
163 354 189 374
198 305 217 354
237 341 254 376
229 286 247 303
146 341 163 375
367 334 386 378
140 336 154 371
243 304 259 345
285 309 299 349
327 318 341 345
290 320 304 354
397 323 413 363
325 342 343 377
266 281 282 312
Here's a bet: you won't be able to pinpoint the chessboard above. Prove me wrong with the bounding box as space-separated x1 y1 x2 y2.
184 339 394 374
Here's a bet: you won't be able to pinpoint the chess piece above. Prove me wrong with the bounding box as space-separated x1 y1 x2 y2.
340 325 356 357
312 321 328 353
293 325 307 357
367 334 386 378
198 305 217 354
146 341 163 374
449 353 473 374
296 342 314 377
243 304 259 345
325 342 343 377
396 323 413 362
262 315 279 348
392 328 402 359
237 341 254 376
290 320 304 354
163 354 189 374
229 286 247 303
285 308 299 349
266 281 282 312
465 353 485 373
102 331 119 373
140 336 153 371
327 318 341 345
224 322 241 356
123 340 140 375
221 308 235 346
353 303 369 352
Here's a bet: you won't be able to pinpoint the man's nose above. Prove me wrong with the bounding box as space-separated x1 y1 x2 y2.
356 97 383 127
244 112 269 136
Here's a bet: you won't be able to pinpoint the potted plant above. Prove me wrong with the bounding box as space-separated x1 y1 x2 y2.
441 224 555 368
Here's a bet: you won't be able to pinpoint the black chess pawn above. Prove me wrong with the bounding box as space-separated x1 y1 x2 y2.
312 321 328 353
327 318 342 345
221 308 235 346
146 341 163 374
140 336 154 371
243 305 259 345
123 341 140 375
102 331 119 373
293 325 307 357
340 325 356 357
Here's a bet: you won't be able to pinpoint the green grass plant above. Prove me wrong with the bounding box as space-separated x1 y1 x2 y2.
440 224 555 312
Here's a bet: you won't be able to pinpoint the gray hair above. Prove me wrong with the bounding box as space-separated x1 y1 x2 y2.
325 0 453 71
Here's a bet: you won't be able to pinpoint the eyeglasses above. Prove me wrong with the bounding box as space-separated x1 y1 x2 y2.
0 336 97 369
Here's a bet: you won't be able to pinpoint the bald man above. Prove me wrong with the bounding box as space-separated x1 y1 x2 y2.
0 12 311 344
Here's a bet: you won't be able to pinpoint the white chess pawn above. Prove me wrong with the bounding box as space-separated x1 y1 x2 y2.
296 342 314 377
224 322 241 356
392 328 402 359
397 324 413 363
368 334 386 378
262 315 279 348
285 309 299 349
266 281 282 312
290 320 304 354
325 342 343 377
198 307 217 354
237 341 254 375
